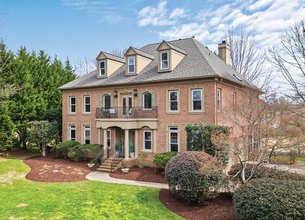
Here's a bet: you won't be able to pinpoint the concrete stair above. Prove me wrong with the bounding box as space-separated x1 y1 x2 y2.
97 157 123 172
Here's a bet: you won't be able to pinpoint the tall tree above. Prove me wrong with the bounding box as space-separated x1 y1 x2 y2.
227 28 271 90
269 21 305 113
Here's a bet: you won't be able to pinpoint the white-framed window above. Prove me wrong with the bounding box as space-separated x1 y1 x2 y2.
169 90 179 112
169 127 179 152
107 129 111 148
69 125 76 141
217 88 222 112
69 96 76 113
143 92 152 109
103 95 111 109
160 51 169 70
83 96 90 113
128 56 135 74
99 61 106 76
143 130 152 151
84 126 90 144
191 89 202 111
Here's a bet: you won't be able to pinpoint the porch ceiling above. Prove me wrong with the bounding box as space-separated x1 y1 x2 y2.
95 118 158 130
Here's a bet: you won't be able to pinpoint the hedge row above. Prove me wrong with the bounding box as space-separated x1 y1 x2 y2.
51 141 102 162
233 179 305 220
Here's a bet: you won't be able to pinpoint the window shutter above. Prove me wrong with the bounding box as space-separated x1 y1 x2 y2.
138 94 142 108
99 96 103 108
152 92 156 108
110 95 114 108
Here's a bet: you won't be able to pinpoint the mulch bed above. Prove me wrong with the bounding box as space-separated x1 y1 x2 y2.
109 167 166 183
159 189 239 220
23 156 91 182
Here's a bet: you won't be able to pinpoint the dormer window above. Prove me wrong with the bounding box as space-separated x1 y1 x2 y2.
128 56 136 74
99 61 106 76
160 51 169 70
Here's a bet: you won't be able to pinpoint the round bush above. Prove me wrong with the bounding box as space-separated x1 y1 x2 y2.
51 141 80 158
165 151 227 204
233 179 305 220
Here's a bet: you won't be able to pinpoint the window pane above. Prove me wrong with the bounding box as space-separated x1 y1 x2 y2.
85 97 90 104
145 132 151 140
128 57 135 65
145 141 152 150
162 52 168 60
85 139 90 144
70 97 75 104
144 93 152 109
100 62 105 68
71 130 75 139
170 133 178 143
71 105 75 112
86 104 90 112
104 95 111 109
170 101 178 111
128 65 135 73
170 91 177 100
162 61 168 69
193 100 201 110
170 144 178 152
192 90 201 100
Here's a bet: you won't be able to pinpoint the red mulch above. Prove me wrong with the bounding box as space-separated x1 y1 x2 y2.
23 156 91 182
159 189 239 220
109 166 166 183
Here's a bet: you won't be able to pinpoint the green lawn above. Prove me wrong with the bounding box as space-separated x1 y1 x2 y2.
0 157 181 220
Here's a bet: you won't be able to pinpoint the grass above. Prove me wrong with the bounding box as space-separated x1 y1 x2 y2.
0 156 181 220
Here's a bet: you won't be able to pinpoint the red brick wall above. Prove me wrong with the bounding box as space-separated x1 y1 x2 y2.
62 79 254 155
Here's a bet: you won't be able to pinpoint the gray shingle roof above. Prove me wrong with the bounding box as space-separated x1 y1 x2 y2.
97 51 125 63
129 47 154 60
157 41 186 55
60 38 256 90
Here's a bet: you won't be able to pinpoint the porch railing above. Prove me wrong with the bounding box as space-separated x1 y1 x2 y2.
96 107 158 119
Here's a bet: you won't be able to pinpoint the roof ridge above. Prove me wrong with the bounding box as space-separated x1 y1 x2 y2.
103 51 124 59
140 37 195 49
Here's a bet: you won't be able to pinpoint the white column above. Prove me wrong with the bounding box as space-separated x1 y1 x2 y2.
124 129 129 159
98 128 101 145
153 130 157 153
103 129 108 158
135 130 138 158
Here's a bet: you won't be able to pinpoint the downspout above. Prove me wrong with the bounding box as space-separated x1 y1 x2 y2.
215 78 218 125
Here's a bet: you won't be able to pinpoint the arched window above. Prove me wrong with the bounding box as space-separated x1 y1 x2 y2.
143 92 152 109
104 95 111 109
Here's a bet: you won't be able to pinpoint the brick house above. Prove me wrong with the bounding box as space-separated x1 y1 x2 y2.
60 38 257 169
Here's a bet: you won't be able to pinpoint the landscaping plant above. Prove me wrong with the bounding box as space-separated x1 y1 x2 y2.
165 151 227 204
233 179 305 220
153 152 177 169
52 140 80 158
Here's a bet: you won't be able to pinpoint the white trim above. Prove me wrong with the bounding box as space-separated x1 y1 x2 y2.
127 56 136 74
143 130 152 151
142 92 152 110
191 89 202 111
168 90 179 112
83 126 90 144
168 127 179 152
160 51 169 70
69 125 76 141
69 96 76 113
99 60 106 76
83 95 91 113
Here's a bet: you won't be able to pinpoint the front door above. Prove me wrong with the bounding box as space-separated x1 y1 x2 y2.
122 94 133 115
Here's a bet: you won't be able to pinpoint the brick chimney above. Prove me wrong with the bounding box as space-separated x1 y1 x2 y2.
218 40 230 65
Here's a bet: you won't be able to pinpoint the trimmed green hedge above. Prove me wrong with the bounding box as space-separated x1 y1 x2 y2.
153 152 177 168
229 164 305 182
233 179 305 220
51 141 80 158
52 141 102 162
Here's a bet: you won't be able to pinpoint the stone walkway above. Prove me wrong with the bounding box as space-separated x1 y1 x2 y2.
86 171 169 189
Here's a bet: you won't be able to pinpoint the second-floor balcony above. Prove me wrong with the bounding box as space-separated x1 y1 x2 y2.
96 107 158 119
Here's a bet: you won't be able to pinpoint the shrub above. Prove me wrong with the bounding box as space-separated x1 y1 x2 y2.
51 141 80 158
233 179 305 220
229 163 305 182
67 144 101 162
153 152 177 168
185 124 229 165
165 151 227 204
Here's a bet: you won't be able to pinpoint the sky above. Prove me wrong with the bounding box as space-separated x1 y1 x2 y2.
0 0 304 69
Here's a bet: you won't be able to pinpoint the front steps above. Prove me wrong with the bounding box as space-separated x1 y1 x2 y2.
97 157 123 172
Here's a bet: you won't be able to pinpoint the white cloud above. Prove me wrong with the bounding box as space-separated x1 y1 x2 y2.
137 0 186 27
61 0 122 24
